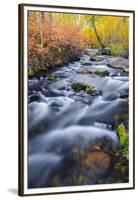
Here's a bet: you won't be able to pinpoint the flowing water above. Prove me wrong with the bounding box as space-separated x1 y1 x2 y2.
28 53 129 188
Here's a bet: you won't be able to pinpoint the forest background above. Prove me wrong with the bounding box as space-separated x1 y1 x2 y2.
28 12 129 76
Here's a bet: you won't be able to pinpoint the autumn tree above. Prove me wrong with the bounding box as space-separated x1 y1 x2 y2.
28 11 129 76
81 15 129 56
91 15 105 49
40 12 45 47
28 11 86 76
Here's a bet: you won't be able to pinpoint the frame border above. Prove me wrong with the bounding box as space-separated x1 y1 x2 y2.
18 3 135 196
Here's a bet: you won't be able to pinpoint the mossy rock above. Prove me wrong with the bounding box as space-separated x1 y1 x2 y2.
28 67 47 78
94 70 109 77
48 73 57 81
90 56 104 62
29 94 40 103
76 67 93 74
101 48 111 55
72 82 97 96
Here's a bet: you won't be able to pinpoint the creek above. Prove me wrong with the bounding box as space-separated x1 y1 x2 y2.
28 51 129 188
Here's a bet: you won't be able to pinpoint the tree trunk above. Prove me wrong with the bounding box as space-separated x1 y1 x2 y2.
74 14 80 26
92 16 105 49
48 13 52 35
40 12 45 47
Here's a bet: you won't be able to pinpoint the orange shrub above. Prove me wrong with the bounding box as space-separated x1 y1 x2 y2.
28 12 87 75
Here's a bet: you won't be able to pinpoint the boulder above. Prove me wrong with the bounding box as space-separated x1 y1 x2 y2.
90 55 104 62
123 68 129 73
49 150 113 186
29 93 41 103
101 48 111 55
48 73 57 81
50 138 120 186
108 57 129 71
72 82 97 96
76 67 93 74
85 48 100 57
80 61 93 66
68 149 113 184
94 70 109 77
76 68 109 77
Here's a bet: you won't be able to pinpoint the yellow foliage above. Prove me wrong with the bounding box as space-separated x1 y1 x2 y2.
82 16 129 51
83 26 98 47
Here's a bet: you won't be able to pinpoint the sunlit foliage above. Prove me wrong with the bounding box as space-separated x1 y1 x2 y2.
82 15 129 55
28 11 129 75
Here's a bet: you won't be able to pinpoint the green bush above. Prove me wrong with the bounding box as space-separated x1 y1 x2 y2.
109 44 128 57
117 123 129 159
